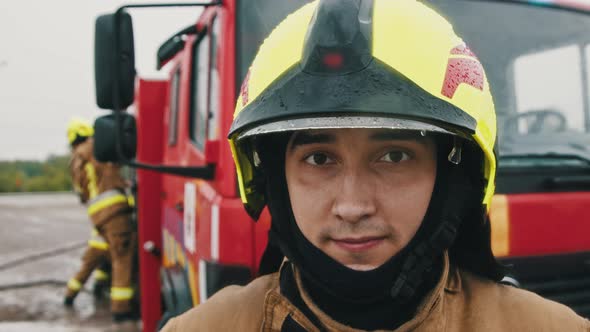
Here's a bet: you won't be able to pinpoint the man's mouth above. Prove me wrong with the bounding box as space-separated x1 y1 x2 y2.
331 236 386 252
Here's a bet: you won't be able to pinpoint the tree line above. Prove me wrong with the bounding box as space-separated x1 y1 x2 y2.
0 154 72 192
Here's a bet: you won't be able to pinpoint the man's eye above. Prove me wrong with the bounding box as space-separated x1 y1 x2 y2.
380 151 410 163
304 153 333 166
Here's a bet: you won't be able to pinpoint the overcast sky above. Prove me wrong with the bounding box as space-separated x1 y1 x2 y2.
0 1 202 160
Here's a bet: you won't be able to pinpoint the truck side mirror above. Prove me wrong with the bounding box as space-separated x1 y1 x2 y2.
95 11 136 110
93 113 137 162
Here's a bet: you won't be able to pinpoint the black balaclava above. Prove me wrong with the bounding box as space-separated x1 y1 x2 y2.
255 132 500 330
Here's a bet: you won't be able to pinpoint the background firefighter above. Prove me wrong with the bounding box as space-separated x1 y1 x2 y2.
64 119 112 306
66 118 138 323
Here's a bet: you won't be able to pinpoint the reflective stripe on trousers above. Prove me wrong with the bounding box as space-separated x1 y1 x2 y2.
111 287 134 301
88 228 109 250
94 269 109 281
67 278 82 291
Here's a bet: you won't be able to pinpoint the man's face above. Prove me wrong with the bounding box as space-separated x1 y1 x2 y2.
285 128 437 271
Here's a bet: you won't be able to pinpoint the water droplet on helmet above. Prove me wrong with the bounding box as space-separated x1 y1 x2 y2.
253 151 261 167
448 138 463 165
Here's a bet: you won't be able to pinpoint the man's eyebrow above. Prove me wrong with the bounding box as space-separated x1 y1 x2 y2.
289 132 335 150
369 130 429 145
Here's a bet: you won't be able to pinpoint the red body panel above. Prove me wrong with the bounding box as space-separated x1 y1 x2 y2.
135 79 167 332
216 1 239 200
152 0 270 315
507 192 590 257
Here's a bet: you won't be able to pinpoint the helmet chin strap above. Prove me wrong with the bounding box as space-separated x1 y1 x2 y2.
390 165 466 301
391 137 479 302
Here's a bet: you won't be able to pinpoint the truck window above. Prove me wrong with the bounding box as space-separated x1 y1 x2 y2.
584 44 590 130
190 31 210 150
208 17 220 141
424 1 590 167
168 68 181 146
513 45 585 134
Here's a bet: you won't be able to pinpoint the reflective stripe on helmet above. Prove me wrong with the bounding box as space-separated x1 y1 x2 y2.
111 287 134 301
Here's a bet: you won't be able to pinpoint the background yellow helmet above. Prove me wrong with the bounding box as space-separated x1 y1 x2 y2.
229 0 497 219
67 118 94 147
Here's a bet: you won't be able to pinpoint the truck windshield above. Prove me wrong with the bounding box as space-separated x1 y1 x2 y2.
236 1 590 167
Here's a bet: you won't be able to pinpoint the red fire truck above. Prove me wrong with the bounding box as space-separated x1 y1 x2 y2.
92 1 590 331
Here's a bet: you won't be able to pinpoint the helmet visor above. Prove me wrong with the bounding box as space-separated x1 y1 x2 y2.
237 116 455 141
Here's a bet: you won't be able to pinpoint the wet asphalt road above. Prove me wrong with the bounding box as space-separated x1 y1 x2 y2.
0 193 112 331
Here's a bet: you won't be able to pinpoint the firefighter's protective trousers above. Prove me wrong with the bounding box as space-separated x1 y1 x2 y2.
88 188 137 314
66 229 111 300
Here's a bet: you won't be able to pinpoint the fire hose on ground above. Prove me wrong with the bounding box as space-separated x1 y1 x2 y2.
0 241 88 292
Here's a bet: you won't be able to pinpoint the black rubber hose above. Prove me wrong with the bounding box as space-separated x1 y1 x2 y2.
0 241 86 271
0 279 91 293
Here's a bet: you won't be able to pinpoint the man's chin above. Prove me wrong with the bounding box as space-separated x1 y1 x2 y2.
344 263 380 271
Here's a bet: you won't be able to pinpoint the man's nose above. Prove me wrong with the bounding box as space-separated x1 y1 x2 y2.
331 170 377 223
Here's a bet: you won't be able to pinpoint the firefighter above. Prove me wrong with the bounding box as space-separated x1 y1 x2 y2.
163 0 590 331
64 119 111 306
66 118 138 326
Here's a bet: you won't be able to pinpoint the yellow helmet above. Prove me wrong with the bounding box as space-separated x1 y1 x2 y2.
229 0 497 219
67 118 94 146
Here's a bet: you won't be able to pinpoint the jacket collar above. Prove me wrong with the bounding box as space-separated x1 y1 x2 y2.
264 252 460 332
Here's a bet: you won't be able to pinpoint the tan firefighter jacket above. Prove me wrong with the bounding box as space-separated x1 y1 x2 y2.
71 138 131 228
162 253 590 332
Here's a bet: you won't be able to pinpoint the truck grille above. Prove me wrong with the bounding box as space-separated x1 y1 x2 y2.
500 251 590 318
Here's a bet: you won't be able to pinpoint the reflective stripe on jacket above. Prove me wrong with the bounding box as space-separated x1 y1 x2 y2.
87 189 129 216
87 190 133 228
84 162 99 200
